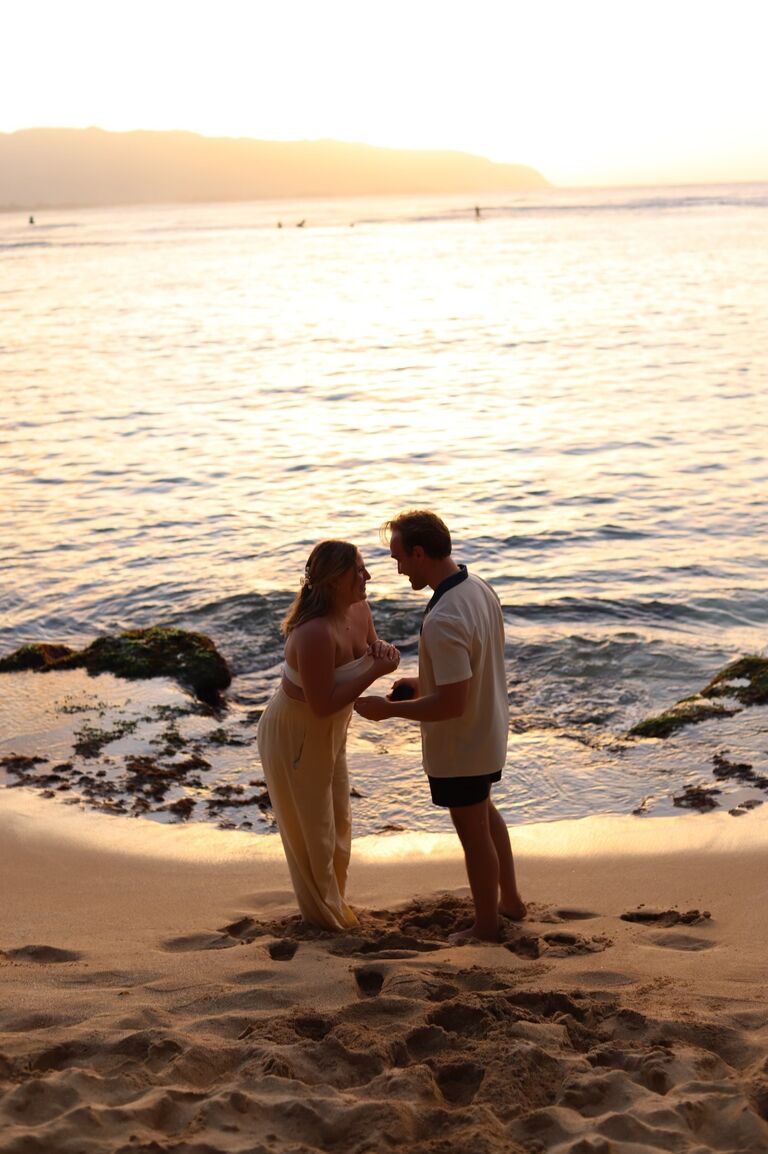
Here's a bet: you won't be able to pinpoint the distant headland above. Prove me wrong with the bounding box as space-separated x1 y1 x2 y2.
0 127 548 211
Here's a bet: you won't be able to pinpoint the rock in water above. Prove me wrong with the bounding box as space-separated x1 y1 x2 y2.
0 627 231 704
0 642 76 670
628 655 768 739
699 656 768 707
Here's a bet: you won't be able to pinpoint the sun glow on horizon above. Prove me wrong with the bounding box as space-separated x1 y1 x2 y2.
2 0 767 188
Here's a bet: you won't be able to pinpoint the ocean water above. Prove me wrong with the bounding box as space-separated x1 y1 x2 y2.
2 184 767 833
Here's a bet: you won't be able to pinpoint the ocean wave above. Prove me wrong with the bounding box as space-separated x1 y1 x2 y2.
503 593 768 627
148 587 768 681
354 186 768 227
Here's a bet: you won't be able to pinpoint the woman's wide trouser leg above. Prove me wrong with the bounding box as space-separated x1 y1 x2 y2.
258 695 357 931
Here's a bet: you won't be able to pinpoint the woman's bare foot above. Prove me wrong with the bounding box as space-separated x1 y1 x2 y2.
448 924 500 945
499 898 527 921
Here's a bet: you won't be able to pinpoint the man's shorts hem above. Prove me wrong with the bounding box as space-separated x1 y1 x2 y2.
427 770 502 808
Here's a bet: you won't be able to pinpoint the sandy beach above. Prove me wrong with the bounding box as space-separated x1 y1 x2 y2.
2 790 768 1154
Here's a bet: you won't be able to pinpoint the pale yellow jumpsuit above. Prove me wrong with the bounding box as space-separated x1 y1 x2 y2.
257 656 371 930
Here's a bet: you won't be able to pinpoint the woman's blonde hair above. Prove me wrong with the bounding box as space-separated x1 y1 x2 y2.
281 540 358 635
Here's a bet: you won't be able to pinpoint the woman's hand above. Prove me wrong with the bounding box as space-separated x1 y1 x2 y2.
368 639 400 674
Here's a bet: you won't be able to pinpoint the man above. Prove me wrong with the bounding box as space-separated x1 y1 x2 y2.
354 510 525 943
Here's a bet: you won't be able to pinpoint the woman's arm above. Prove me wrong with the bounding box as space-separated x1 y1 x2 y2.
294 619 400 718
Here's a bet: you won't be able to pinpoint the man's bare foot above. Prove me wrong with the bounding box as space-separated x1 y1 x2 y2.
448 924 500 945
499 898 527 921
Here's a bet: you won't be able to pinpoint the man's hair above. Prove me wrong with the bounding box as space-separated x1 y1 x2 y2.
383 510 452 559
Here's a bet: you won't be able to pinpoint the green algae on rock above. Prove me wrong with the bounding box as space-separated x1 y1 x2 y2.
628 698 738 739
0 643 76 671
700 656 768 707
628 655 768 739
0 627 231 704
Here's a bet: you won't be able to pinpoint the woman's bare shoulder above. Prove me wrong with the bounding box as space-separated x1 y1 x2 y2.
291 615 335 653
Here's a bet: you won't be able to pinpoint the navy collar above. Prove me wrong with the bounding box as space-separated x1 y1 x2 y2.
421 564 468 631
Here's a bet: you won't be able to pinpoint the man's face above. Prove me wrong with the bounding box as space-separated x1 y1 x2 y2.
389 532 428 590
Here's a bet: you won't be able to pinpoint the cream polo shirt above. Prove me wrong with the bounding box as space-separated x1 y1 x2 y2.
418 569 509 778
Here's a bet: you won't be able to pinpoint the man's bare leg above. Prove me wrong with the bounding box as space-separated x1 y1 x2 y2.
488 800 526 920
448 800 500 942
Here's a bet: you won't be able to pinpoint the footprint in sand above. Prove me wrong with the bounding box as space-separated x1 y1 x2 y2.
557 908 601 920
451 968 512 993
569 969 636 988
28 1039 94 1072
379 971 460 1004
505 934 545 959
432 1059 485 1105
268 939 299 961
620 908 711 926
1 944 82 964
229 968 278 987
426 1000 491 1039
506 990 591 1020
505 931 612 959
353 966 385 997
650 932 716 951
542 931 612 956
60 968 158 988
218 916 263 941
0 1011 81 1033
529 905 601 925
161 932 238 952
292 1014 332 1040
405 1023 452 1059
330 932 443 959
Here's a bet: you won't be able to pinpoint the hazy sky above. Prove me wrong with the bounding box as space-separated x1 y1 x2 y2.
3 0 767 187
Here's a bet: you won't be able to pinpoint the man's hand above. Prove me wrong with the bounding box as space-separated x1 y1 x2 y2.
354 695 392 721
389 676 419 700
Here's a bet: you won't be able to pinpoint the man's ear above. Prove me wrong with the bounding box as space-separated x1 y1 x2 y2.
411 545 425 561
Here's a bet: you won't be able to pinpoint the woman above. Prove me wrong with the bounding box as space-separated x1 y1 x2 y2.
257 540 400 930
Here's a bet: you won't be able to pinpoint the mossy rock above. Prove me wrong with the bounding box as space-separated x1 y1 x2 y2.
628 697 737 739
0 643 76 671
628 654 768 739
0 627 231 704
700 656 768 706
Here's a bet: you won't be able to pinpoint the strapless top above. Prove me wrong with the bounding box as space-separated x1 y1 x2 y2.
283 652 373 690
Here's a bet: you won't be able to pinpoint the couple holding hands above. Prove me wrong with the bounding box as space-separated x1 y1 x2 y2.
257 510 525 944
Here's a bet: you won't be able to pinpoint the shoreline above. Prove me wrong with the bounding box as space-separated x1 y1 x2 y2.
4 783 768 859
4 666 768 837
2 791 768 1151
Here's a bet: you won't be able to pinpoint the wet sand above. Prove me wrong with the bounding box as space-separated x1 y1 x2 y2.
2 792 768 1153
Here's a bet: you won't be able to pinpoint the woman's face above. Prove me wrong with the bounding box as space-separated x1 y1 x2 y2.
337 550 370 605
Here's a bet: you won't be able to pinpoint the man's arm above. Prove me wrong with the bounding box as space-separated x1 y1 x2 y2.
355 679 469 722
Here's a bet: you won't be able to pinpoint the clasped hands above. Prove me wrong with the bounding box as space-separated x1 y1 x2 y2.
357 640 404 720
367 639 400 672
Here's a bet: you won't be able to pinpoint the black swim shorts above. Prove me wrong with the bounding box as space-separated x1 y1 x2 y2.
428 770 502 808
